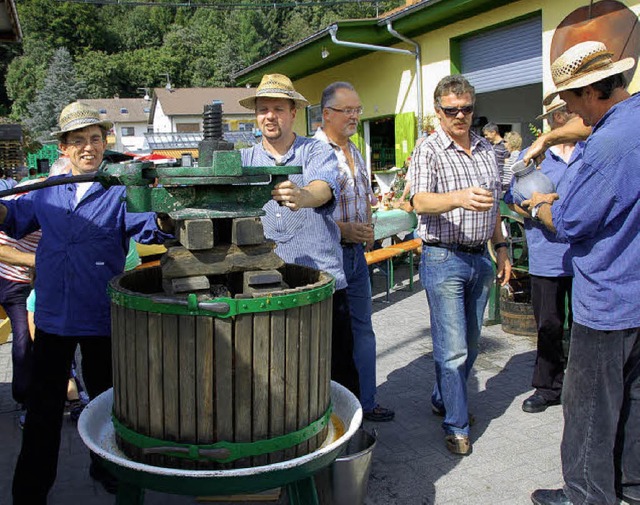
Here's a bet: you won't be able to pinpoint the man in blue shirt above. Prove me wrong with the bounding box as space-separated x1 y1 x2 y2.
0 102 172 504
525 41 640 505
239 74 360 398
505 98 581 415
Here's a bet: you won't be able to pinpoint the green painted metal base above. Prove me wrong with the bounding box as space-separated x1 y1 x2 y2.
79 386 361 505
112 477 319 505
104 452 333 505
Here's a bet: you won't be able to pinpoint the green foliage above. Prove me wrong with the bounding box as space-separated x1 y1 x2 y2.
2 0 404 119
25 47 86 140
16 0 111 56
5 39 54 120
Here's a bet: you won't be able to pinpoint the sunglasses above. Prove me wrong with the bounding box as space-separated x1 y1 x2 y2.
439 105 474 117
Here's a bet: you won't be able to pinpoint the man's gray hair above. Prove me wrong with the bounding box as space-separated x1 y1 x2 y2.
548 106 569 128
433 75 475 107
321 81 356 110
482 122 500 135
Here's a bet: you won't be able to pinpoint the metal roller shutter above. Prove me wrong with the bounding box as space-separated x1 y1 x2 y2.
460 16 542 93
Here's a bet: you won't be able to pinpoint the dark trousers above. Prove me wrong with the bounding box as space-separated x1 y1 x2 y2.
12 329 113 504
0 277 32 404
530 275 572 401
562 323 640 505
331 288 360 399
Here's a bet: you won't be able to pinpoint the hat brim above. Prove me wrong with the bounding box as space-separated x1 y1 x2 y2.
543 57 635 106
536 101 567 120
51 119 114 139
239 92 309 110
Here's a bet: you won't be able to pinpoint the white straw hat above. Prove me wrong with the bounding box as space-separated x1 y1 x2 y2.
543 40 635 106
239 74 309 110
536 97 567 120
51 101 113 139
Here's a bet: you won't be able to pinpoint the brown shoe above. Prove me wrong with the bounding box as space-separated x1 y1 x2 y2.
445 434 471 456
431 404 476 426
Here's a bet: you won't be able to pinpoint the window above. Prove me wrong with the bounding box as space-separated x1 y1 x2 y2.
120 107 128 114
99 108 107 114
176 123 200 133
121 127 135 137
306 104 322 136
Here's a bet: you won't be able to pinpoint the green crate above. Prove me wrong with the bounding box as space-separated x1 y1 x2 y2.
27 143 59 171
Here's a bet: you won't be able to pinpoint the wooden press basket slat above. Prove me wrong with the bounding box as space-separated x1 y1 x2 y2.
109 264 333 470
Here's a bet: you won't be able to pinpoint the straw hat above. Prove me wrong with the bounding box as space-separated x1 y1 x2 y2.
51 101 113 139
536 97 567 120
543 41 635 105
239 74 309 110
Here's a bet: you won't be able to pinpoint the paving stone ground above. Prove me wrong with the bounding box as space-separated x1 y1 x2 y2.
0 264 567 504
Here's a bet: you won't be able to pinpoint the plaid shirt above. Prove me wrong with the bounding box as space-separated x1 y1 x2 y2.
410 126 500 246
314 128 372 225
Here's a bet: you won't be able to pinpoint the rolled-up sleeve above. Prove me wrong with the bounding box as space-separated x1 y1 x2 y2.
303 141 340 214
410 144 437 197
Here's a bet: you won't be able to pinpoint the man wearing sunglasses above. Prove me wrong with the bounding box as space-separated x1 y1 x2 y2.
409 75 511 456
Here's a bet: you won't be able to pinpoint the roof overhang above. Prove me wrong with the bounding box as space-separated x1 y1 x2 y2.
233 0 516 85
0 0 22 43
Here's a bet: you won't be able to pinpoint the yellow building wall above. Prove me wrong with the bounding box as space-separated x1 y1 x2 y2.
292 0 640 135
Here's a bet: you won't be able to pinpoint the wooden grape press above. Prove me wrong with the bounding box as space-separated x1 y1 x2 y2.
74 103 362 504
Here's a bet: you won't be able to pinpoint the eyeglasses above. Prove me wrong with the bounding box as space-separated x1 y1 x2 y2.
65 137 105 148
327 106 364 116
438 105 474 117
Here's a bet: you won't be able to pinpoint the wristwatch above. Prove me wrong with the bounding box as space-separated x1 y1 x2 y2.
531 202 550 222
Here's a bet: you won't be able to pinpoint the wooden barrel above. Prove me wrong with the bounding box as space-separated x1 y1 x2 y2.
108 264 334 469
500 298 537 337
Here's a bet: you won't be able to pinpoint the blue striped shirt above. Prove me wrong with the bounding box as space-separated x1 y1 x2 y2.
241 136 347 289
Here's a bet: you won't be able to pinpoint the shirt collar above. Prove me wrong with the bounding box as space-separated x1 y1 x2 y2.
435 126 485 152
258 134 299 165
314 127 354 152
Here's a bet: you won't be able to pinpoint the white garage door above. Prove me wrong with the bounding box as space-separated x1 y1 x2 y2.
460 16 543 94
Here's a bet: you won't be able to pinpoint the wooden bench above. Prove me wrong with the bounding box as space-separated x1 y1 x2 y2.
365 238 422 301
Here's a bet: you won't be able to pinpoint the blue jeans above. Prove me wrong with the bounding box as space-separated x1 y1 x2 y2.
419 245 494 436
0 277 32 404
343 244 377 411
562 323 640 505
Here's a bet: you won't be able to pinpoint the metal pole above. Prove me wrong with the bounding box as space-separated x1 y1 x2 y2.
385 21 423 136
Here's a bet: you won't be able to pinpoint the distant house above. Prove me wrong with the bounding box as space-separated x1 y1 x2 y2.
146 87 259 159
81 98 152 154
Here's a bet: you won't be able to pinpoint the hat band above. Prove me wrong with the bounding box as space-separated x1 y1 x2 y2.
61 117 104 131
256 87 298 99
555 54 615 87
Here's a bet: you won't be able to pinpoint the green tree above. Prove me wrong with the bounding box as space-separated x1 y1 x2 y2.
5 39 54 120
25 48 86 140
100 5 175 52
16 0 110 56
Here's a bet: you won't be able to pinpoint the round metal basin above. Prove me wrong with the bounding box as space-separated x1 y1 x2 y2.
78 381 361 497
